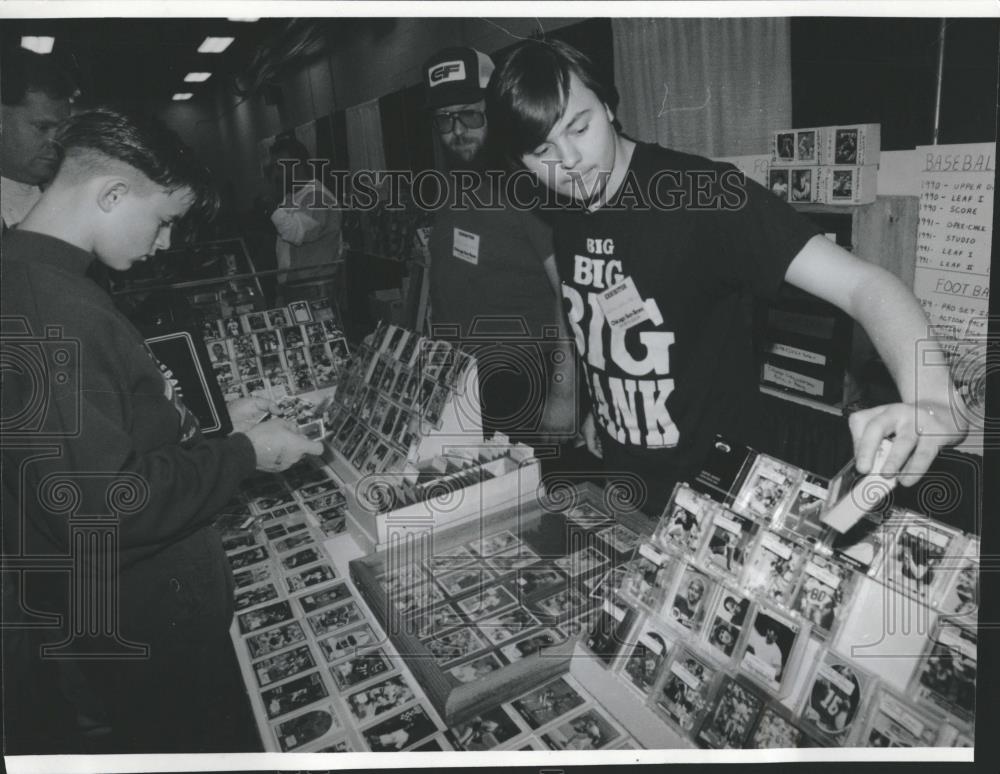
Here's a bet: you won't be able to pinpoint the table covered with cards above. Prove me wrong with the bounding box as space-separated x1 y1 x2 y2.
217 438 977 753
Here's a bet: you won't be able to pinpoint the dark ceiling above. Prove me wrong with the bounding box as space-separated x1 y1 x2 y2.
1 17 400 109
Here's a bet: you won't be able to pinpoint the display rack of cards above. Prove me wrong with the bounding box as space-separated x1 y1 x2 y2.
349 482 657 728
322 322 541 552
200 302 350 402
568 436 977 750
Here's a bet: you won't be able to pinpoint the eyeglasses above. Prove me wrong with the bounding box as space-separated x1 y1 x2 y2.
432 109 486 134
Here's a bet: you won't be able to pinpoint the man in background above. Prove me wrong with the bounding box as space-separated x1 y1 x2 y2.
1 46 76 229
423 46 574 448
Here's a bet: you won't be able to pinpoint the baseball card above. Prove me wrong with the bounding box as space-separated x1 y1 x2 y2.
253 644 316 688
328 648 392 691
510 674 587 730
246 621 308 659
696 675 765 749
273 705 343 752
261 670 329 719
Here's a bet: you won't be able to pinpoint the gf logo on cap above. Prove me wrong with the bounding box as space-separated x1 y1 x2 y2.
429 60 466 85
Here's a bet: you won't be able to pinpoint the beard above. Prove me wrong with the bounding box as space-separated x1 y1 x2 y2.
443 138 489 171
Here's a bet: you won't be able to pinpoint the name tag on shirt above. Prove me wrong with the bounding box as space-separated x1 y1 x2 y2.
453 228 480 265
596 276 663 331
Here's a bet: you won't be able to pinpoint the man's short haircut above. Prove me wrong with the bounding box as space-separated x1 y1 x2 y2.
55 107 219 225
1 47 77 106
486 39 619 162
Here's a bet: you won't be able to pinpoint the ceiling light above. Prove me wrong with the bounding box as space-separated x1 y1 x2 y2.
21 36 55 54
184 72 212 83
172 93 194 101
197 36 234 54
228 18 259 22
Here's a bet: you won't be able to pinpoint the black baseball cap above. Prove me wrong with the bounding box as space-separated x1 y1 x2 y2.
422 47 495 110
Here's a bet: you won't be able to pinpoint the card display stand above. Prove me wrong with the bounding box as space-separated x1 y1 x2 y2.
321 322 541 553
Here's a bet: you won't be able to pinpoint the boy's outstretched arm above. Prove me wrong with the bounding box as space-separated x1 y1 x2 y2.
783 234 969 485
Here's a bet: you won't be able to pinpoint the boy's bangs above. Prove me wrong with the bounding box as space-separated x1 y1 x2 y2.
510 67 570 157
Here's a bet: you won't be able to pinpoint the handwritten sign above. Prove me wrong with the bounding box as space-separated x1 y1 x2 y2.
912 143 993 453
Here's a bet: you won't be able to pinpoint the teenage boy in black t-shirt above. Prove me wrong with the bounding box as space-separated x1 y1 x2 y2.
486 39 967 514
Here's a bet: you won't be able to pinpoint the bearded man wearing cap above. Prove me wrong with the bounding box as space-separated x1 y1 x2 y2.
422 46 574 447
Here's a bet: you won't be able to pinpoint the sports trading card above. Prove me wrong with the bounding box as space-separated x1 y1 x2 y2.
595 523 642 557
267 366 289 390
619 544 674 612
267 308 290 329
702 589 751 661
272 532 316 555
281 324 305 350
425 384 450 426
487 547 541 575
379 563 427 595
329 649 392 691
802 652 867 743
651 485 711 557
363 705 438 752
229 545 270 570
297 477 341 499
792 554 852 636
347 675 416 726
250 491 295 514
554 546 609 579
246 621 308 659
514 565 568 599
654 648 717 732
243 311 268 333
542 707 621 751
748 706 808 749
254 644 316 687
435 567 492 598
935 537 979 625
360 440 390 474
472 529 522 557
666 566 712 632
510 675 588 730
779 472 829 542
885 518 958 603
307 601 365 637
219 315 243 338
446 652 504 684
201 317 224 341
255 330 281 356
403 602 464 640
242 377 266 396
450 705 522 751
621 625 672 696
235 582 281 612
309 344 338 387
222 531 258 553
283 519 309 534
425 544 477 574
318 513 348 538
456 584 518 620
423 626 489 666
318 624 380 663
564 500 613 528
274 705 343 752
862 690 938 747
299 582 353 614
697 675 765 749
913 625 976 720
699 508 756 580
297 417 325 443
768 168 790 200
734 455 801 521
238 600 294 635
350 431 378 470
235 356 262 381
206 338 232 365
264 524 289 543
477 607 542 646
230 333 257 360
532 586 591 626
234 564 273 590
213 360 237 391
388 581 445 617
830 509 888 577
303 322 326 346
281 546 323 570
584 599 636 664
500 629 564 664
739 608 800 691
743 530 806 607
288 300 312 324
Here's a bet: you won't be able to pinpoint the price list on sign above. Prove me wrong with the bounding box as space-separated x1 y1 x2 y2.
912 143 994 342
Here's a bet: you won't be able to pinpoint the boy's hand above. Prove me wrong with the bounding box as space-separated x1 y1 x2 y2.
848 400 968 486
244 419 324 472
227 395 279 434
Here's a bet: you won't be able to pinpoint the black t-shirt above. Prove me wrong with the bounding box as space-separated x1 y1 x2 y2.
549 142 820 512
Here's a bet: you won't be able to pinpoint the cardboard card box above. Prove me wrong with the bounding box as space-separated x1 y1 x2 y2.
818 123 881 166
817 165 878 205
771 128 822 166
